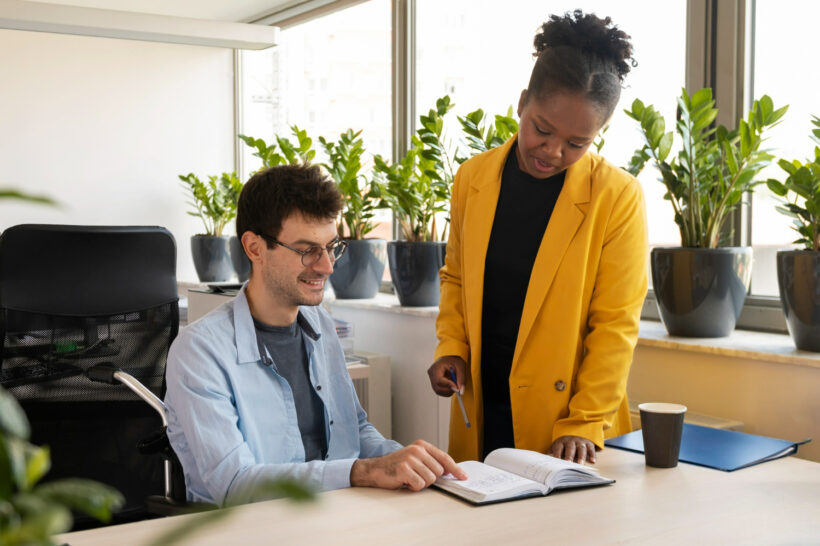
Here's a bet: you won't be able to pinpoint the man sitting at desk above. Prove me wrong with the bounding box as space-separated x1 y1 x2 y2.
165 164 465 507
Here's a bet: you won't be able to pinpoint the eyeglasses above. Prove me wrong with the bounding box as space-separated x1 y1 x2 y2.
258 233 347 267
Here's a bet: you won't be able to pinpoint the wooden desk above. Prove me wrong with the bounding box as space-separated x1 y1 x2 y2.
58 449 820 545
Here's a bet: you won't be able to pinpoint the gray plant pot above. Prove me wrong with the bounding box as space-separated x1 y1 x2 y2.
777 250 820 352
387 241 446 307
230 235 251 282
191 235 233 282
651 247 752 337
329 239 386 299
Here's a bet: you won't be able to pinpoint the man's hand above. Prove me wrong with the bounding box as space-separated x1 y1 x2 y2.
427 355 467 397
549 435 598 464
350 439 468 491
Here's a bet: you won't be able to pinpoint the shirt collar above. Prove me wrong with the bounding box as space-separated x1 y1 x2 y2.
233 283 321 365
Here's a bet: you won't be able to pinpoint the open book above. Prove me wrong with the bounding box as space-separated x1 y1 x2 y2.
434 448 614 505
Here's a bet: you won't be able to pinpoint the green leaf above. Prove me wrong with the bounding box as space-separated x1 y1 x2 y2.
0 388 30 440
658 132 674 163
5 437 28 494
778 158 799 175
36 478 124 523
648 118 665 148
692 108 718 132
758 95 773 121
625 99 644 121
768 105 788 127
5 494 73 542
690 87 713 109
0 190 57 205
766 179 788 196
739 119 751 158
24 445 50 490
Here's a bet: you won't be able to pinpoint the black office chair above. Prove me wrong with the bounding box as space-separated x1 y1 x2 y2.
0 224 192 528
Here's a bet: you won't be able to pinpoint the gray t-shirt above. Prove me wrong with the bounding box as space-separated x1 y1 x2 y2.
254 316 327 461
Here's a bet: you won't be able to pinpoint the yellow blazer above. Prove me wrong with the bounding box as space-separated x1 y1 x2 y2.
435 137 648 462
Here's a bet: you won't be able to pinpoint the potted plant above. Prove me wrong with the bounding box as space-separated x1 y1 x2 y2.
626 88 787 337
177 171 243 283
318 129 386 299
766 115 820 351
233 127 316 282
0 386 123 544
374 96 456 306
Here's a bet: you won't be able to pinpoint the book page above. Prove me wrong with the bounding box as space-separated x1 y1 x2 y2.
435 460 548 503
485 448 601 487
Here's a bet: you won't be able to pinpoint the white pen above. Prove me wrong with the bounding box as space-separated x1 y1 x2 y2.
448 369 471 428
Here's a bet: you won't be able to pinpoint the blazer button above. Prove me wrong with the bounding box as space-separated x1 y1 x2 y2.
554 380 566 392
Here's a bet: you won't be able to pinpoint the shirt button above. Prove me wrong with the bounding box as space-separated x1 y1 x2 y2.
554 380 566 392
329 420 334 425
316 385 322 390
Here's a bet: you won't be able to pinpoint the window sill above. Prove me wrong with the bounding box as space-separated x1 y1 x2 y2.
637 320 820 369
327 293 439 318
330 294 820 369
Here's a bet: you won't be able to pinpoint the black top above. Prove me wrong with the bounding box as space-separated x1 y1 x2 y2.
480 144 565 455
254 316 327 461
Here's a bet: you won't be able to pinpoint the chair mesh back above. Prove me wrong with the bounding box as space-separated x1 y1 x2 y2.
0 224 179 529
3 304 175 401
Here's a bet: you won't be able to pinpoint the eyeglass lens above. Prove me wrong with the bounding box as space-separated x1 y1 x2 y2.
302 242 345 266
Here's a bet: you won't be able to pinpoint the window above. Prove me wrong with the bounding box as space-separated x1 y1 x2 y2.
239 0 393 243
415 0 687 250
238 0 812 328
749 0 820 296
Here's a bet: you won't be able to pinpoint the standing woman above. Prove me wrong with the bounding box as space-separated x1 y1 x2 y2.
428 10 648 464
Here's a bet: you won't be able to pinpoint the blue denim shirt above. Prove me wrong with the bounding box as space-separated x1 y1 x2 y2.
164 286 401 506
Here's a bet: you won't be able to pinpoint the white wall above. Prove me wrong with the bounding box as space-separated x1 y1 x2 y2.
328 301 450 449
0 29 236 282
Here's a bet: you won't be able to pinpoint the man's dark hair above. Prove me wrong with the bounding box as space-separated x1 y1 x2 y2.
236 164 343 245
526 10 637 122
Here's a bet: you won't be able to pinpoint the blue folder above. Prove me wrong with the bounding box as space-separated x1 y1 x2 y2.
605 423 809 472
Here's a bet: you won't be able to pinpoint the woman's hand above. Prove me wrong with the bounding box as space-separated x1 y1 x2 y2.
549 435 598 464
427 356 467 397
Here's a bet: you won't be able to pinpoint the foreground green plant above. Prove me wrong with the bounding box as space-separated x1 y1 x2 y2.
373 96 456 242
177 171 243 236
766 115 820 251
0 190 55 205
626 88 787 248
319 129 381 240
0 386 124 546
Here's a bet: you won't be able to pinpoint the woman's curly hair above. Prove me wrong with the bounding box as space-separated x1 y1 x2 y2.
526 10 637 122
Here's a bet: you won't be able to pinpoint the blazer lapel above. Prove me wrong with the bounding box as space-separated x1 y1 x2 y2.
512 154 592 369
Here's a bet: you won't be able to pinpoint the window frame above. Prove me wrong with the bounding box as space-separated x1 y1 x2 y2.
687 0 786 333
